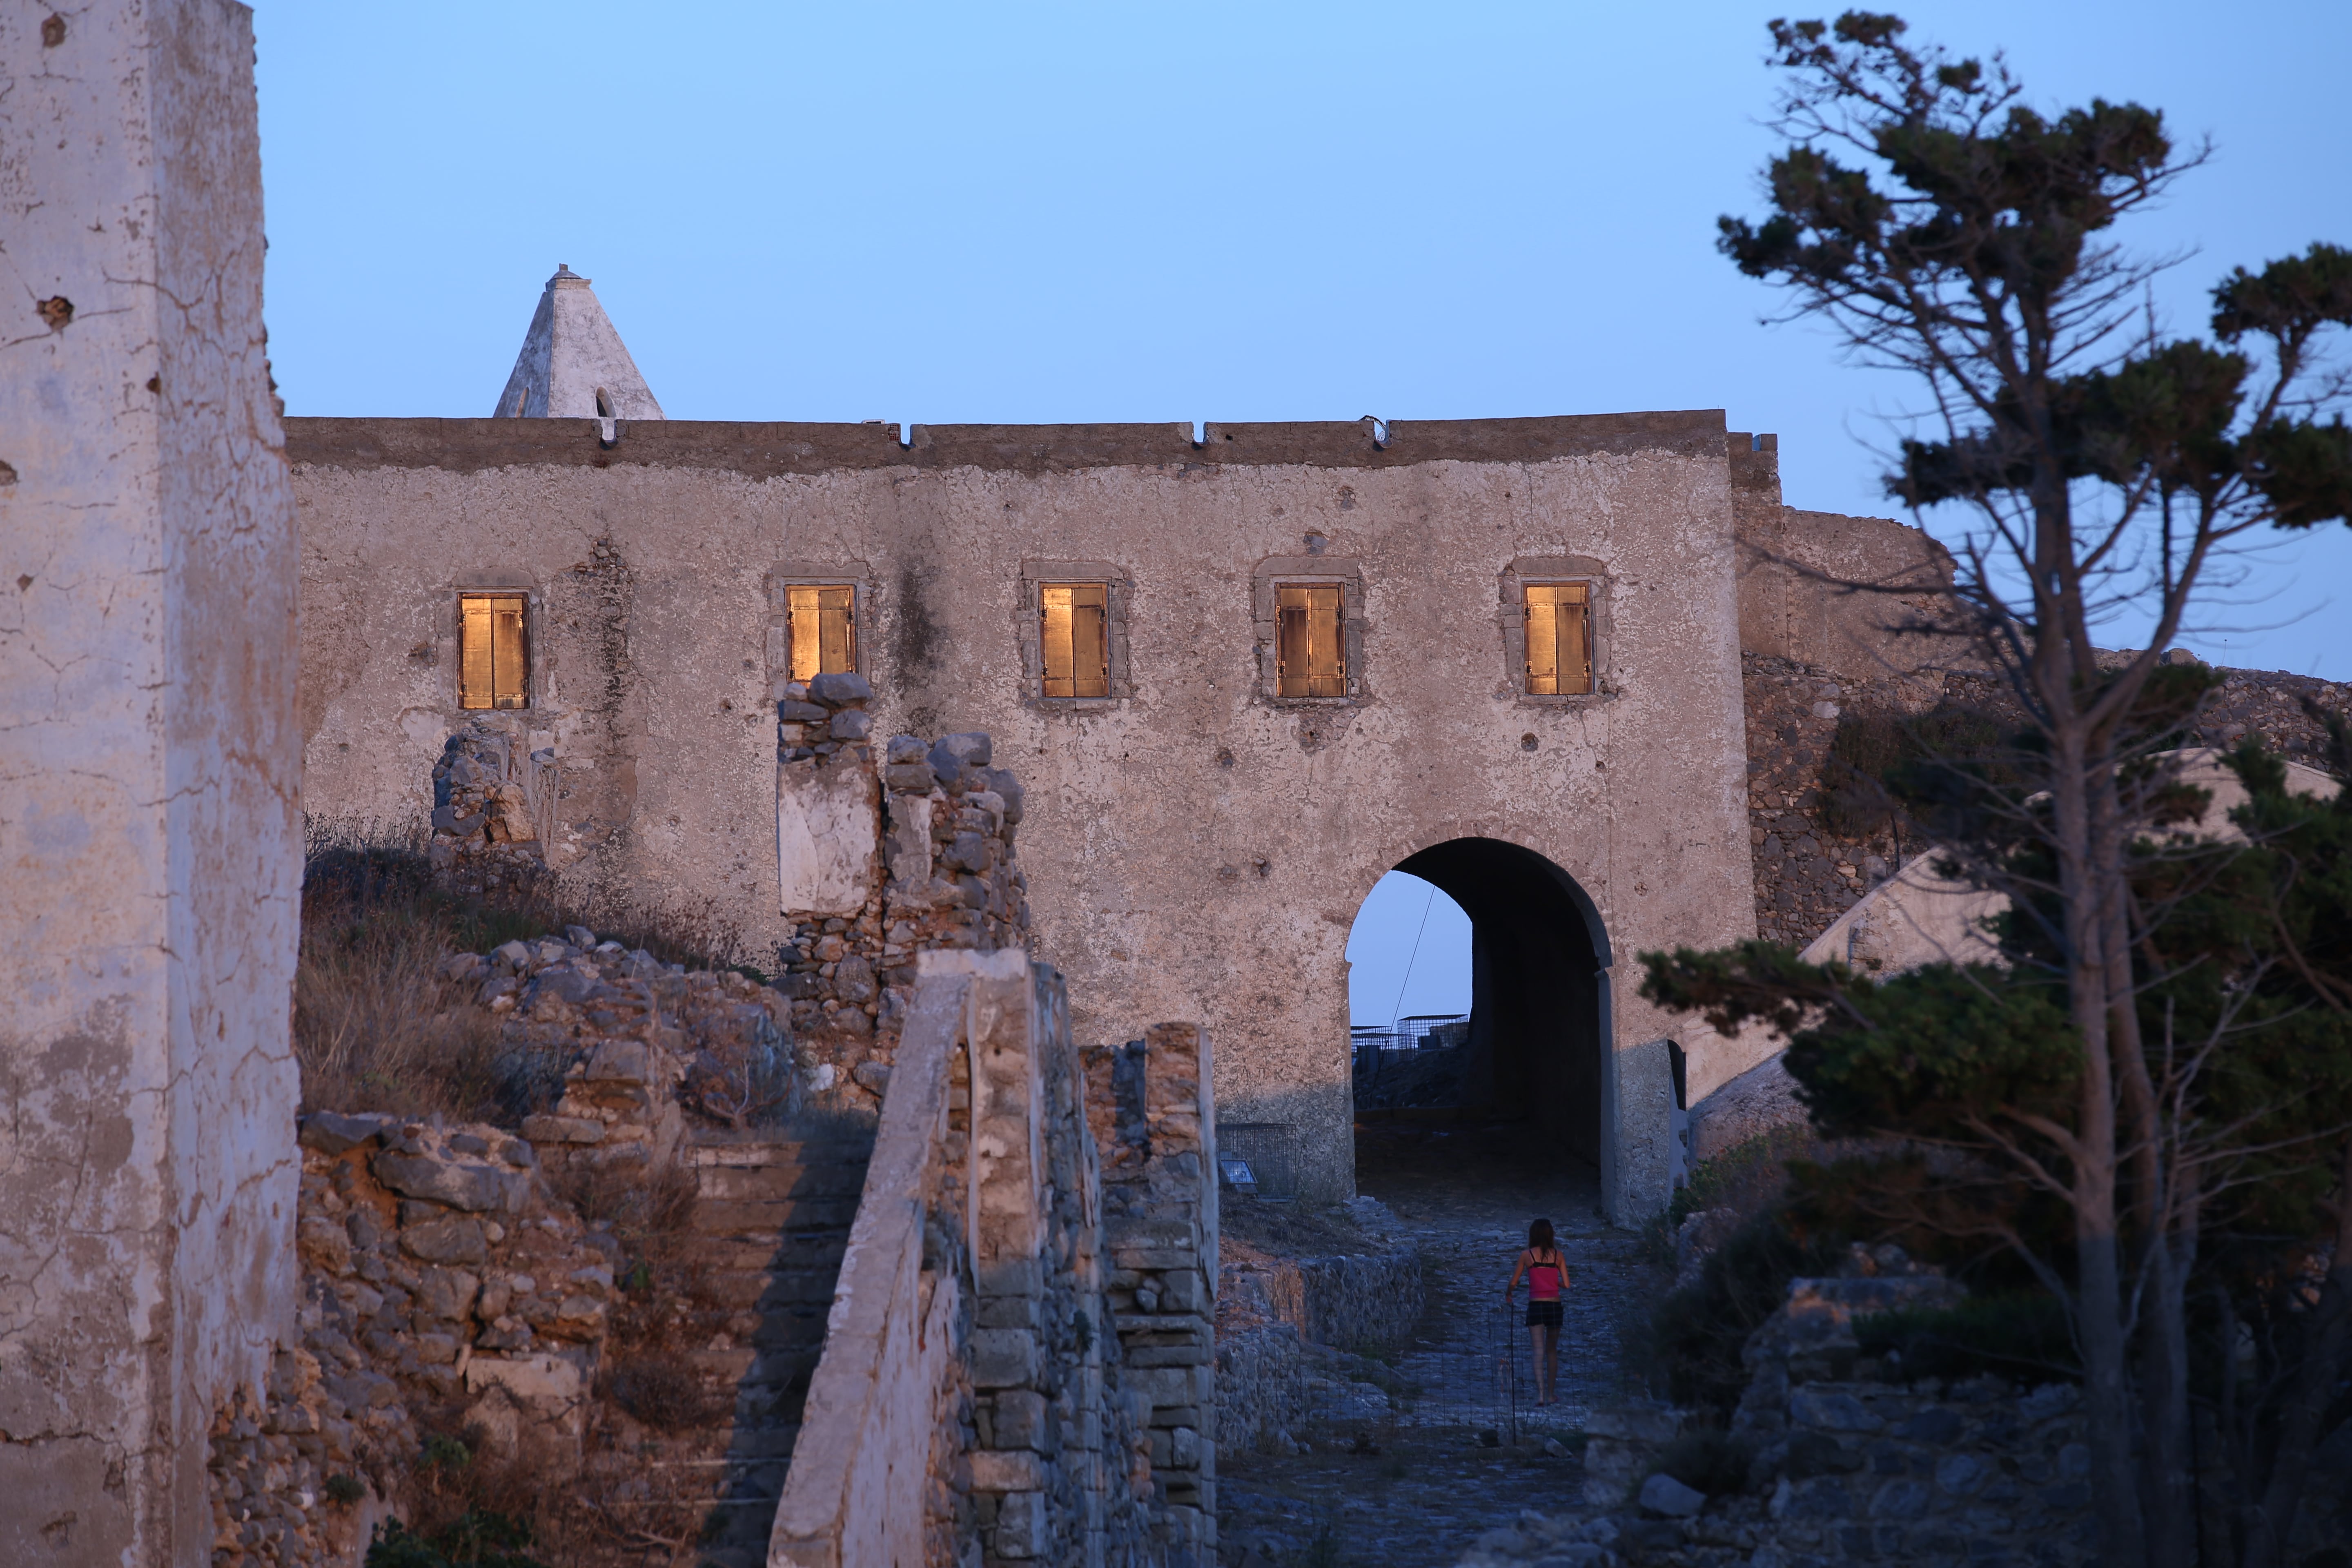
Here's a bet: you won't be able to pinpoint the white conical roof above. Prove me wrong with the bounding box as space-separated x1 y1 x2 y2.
491 265 664 419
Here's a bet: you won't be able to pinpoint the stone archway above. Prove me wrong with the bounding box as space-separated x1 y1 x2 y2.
1387 836 1610 1167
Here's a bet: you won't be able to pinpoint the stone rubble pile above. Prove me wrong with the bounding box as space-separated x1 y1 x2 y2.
428 720 554 897
1742 651 2350 952
208 1114 621 1566
1464 1378 2097 1568
439 928 793 1145
1742 655 1906 950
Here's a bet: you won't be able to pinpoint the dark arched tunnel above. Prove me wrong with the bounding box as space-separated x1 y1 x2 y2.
1370 836 1607 1167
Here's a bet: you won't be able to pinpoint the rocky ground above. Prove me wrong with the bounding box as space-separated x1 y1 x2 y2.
1216 1123 1647 1567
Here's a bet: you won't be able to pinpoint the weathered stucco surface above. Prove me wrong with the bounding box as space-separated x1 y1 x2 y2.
0 2 301 1562
288 414 1760 1215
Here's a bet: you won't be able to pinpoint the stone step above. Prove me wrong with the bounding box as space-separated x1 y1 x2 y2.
695 1162 871 1201
686 1136 874 1168
638 1423 801 1464
622 1136 871 1568
697 1265 850 1312
686 1345 820 1385
693 1195 862 1234
692 1230 853 1269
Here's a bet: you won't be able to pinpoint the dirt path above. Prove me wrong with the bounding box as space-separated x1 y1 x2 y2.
1217 1124 1645 1568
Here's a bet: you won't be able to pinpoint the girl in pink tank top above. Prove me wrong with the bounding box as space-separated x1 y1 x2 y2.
1505 1217 1570 1405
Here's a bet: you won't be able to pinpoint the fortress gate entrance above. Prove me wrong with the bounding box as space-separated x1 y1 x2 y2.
1351 837 1610 1192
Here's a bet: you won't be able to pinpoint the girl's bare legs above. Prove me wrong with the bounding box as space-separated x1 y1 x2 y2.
1543 1324 1562 1403
1527 1324 1546 1403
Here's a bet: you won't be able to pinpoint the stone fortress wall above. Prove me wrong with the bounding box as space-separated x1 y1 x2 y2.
0 6 304 1563
285 413 1938 1219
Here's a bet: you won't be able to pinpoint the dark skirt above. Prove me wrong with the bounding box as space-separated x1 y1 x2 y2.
1526 1299 1564 1329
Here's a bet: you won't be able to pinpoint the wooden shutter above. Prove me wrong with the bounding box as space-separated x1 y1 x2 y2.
1275 584 1345 698
1523 582 1591 695
459 594 529 710
1040 583 1109 698
786 585 859 680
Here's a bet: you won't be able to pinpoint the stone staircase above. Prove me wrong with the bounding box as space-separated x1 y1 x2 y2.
580 1124 874 1567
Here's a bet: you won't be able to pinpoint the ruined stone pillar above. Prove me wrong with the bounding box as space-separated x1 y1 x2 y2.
0 4 301 1561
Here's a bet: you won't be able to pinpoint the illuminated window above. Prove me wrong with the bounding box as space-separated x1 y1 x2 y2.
458 594 529 710
1039 584 1110 699
785 585 858 681
1523 582 1592 695
1275 584 1346 698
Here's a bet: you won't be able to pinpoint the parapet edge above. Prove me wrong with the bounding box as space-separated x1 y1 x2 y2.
283 410 1731 477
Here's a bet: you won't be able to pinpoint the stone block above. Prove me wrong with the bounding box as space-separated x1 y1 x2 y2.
296 1216 353 1275
935 731 992 767
1936 1452 1988 1496
1111 1248 1199 1272
464 1353 584 1403
300 1110 394 1154
400 1216 488 1265
521 1114 606 1145
993 1490 1045 1559
969 1450 1045 1492
993 1390 1049 1450
978 1258 1042 1299
1156 1268 1206 1313
807 670 874 706
972 1328 1039 1389
978 1294 1040 1330
583 1039 652 1083
372 1150 529 1214
415 1266 480 1320
1639 1472 1707 1518
1127 1366 1210 1408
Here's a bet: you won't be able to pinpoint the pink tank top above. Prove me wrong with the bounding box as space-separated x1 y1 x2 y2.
1528 1252 1564 1301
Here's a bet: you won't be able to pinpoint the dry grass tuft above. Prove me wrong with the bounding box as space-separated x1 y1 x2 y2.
601 1352 720 1433
295 815 759 1125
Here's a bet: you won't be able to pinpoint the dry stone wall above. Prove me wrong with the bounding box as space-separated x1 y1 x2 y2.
774 673 1033 1114
1211 1203 1421 1456
207 1114 618 1566
1469 1379 2097 1568
771 967 1222 1568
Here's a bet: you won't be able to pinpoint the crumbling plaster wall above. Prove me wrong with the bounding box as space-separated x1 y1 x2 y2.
0 3 301 1562
289 414 1759 1216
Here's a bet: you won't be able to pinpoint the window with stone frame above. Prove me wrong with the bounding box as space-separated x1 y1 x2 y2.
1039 583 1111 699
458 593 529 710
1522 581 1593 695
1274 584 1347 698
785 584 859 681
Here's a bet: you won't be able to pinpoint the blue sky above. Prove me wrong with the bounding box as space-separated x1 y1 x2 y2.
251 2 2351 1021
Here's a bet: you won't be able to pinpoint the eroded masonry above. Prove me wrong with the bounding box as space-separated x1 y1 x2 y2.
290 273 1978 1219
208 718 1226 1568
